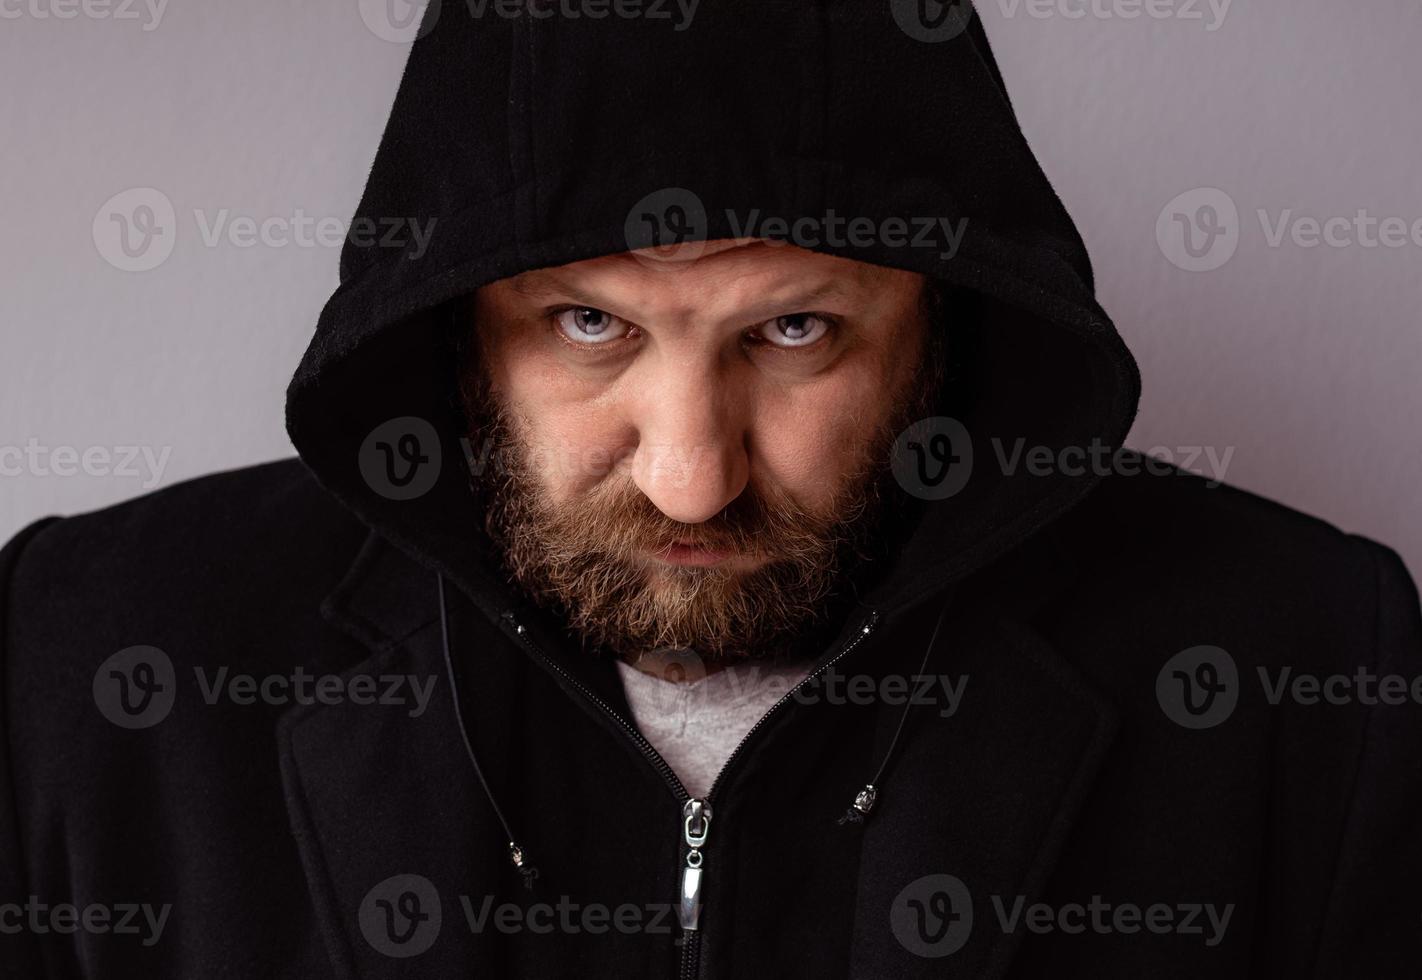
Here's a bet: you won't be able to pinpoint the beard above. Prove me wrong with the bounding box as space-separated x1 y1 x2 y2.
459 314 943 665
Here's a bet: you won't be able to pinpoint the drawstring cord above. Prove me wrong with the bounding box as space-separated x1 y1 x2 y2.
838 597 953 826
437 574 540 890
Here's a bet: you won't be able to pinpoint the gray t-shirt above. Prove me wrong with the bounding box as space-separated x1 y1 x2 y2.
615 657 815 799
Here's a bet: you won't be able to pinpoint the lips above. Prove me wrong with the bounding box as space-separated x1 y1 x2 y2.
652 540 734 568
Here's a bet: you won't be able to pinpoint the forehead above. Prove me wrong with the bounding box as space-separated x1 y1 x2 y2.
493 239 920 314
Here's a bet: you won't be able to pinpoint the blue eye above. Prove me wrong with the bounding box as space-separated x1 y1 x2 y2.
555 307 628 345
757 313 829 348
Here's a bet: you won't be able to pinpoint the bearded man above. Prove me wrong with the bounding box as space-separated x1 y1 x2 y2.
2 5 1418 979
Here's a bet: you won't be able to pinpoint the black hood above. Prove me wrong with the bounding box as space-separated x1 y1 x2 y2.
286 2 1140 622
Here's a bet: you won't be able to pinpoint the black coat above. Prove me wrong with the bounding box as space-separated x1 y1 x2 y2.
4 5 1419 978
4 460 1419 978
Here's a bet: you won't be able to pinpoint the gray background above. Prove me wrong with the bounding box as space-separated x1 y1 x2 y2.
2 0 1418 577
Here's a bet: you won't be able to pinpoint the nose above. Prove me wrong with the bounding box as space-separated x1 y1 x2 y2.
629 362 749 525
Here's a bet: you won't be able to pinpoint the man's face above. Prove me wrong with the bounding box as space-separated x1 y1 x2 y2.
465 240 934 663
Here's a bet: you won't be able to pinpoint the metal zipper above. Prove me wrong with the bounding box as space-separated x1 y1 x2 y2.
678 798 711 930
500 606 881 979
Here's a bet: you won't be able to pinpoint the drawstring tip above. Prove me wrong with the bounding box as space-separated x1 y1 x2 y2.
509 842 539 890
838 784 877 825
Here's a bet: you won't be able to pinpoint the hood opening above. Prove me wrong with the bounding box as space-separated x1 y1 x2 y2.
287 4 1141 621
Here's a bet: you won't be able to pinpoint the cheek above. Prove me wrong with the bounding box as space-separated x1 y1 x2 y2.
749 360 897 511
498 357 634 503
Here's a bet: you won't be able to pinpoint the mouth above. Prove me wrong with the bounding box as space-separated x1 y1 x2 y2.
650 539 737 568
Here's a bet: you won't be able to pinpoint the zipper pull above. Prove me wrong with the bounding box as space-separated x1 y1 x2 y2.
678 798 712 931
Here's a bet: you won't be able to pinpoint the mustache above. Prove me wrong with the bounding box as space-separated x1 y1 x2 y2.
532 473 852 566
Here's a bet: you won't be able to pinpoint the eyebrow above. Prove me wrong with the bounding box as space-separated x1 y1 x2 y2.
503 270 567 298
